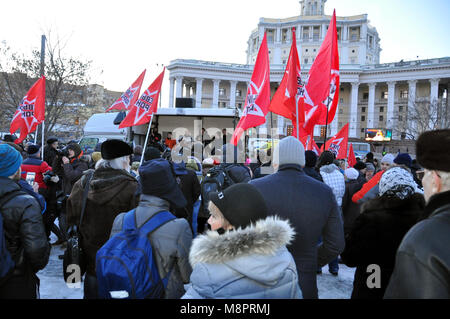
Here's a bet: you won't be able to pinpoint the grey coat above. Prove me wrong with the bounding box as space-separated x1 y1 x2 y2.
110 194 193 299
182 216 302 299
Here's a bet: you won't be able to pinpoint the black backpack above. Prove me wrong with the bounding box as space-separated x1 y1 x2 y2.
201 165 235 213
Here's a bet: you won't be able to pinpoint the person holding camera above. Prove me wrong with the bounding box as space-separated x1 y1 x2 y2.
59 143 89 196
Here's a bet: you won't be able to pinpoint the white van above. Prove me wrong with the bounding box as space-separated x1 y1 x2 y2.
79 113 127 151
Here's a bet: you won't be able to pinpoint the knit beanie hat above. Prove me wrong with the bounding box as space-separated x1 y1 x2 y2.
344 168 359 180
101 139 133 160
394 153 412 168
0 144 23 177
416 129 450 172
272 136 305 167
379 167 418 199
305 150 318 168
209 183 268 230
381 153 395 165
365 163 376 172
144 146 161 161
67 143 82 158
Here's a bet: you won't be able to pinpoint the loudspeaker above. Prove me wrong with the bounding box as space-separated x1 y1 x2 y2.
176 98 195 108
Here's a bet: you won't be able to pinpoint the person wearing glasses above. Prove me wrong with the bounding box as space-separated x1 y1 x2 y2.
385 129 450 299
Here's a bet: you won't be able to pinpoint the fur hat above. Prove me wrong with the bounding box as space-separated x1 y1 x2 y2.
394 153 412 168
144 146 161 162
46 137 58 145
209 183 268 230
91 152 102 163
273 136 305 167
67 143 83 158
416 129 450 172
0 144 23 177
100 139 133 160
353 161 367 171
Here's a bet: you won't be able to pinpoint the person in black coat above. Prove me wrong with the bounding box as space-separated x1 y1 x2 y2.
342 168 364 236
250 137 344 299
303 150 323 182
0 144 50 299
43 137 59 167
341 167 425 299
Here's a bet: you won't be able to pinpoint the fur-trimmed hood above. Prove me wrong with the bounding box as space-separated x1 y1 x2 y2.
189 216 295 285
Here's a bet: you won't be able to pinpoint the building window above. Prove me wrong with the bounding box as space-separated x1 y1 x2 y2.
380 106 384 112
382 91 388 99
313 26 320 40
282 60 287 64
350 26 360 41
238 103 242 108
305 48 309 52
339 98 344 103
400 90 408 99
337 27 342 40
236 90 242 97
304 58 309 64
302 27 309 39
361 107 366 113
219 88 226 96
363 92 369 100
339 108 343 114
267 29 275 43
379 115 384 121
399 105 403 112
399 115 403 122
361 128 365 133
361 116 366 122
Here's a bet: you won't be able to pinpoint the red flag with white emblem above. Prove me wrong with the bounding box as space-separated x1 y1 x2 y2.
106 69 146 112
299 9 340 136
10 76 46 144
347 143 357 168
232 33 271 146
119 68 164 128
324 123 349 159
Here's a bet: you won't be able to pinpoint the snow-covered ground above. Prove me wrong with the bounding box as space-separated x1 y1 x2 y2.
37 233 355 299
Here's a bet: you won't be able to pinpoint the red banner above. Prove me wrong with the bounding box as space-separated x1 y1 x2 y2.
324 123 349 159
106 69 146 112
348 143 357 168
10 76 46 144
232 33 271 146
119 68 165 129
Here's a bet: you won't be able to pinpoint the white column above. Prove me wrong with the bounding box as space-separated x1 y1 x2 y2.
276 28 281 43
175 76 183 99
386 81 396 133
322 24 327 39
212 79 220 108
229 80 237 108
367 82 376 129
408 80 418 138
169 77 175 108
350 82 359 138
429 78 440 129
185 84 190 98
277 115 285 136
195 78 203 108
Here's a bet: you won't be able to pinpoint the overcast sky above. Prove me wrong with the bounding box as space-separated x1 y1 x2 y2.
1 0 449 106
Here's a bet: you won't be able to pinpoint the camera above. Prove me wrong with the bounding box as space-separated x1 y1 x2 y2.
56 147 70 158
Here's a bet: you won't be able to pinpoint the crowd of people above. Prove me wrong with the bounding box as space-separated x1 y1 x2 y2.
0 128 449 299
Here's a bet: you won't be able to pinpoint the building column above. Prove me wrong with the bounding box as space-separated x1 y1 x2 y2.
212 79 220 108
408 80 417 138
185 84 191 98
229 80 237 108
169 77 175 108
429 78 440 129
350 82 359 138
367 82 376 129
277 115 285 136
386 81 396 137
195 78 203 108
322 24 327 39
430 78 440 103
175 76 183 99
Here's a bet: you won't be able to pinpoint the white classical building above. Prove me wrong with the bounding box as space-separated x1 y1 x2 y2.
166 0 450 142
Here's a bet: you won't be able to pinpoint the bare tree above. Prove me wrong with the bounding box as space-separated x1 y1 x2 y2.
393 97 450 140
0 33 93 139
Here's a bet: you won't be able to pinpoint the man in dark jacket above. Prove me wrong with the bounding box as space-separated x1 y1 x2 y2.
342 167 364 236
385 129 450 299
66 140 139 299
250 136 345 299
303 150 323 182
220 143 251 184
0 144 50 299
43 137 59 167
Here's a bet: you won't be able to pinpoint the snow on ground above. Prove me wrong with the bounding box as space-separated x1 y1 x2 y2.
38 233 355 299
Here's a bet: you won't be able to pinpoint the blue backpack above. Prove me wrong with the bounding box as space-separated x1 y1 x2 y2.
96 209 176 299
0 191 25 285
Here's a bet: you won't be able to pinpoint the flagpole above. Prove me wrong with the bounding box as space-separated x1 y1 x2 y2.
41 121 45 160
140 114 154 166
323 98 332 150
296 102 300 141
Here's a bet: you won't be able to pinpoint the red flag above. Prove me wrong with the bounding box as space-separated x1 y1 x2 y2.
324 123 349 159
299 9 340 135
347 143 357 168
269 28 303 123
232 33 271 146
306 135 321 156
10 76 46 144
119 68 164 129
106 69 146 112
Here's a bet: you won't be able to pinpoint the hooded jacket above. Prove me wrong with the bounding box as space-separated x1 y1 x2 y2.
66 167 139 276
319 164 346 207
110 195 193 299
182 216 302 299
0 177 50 296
